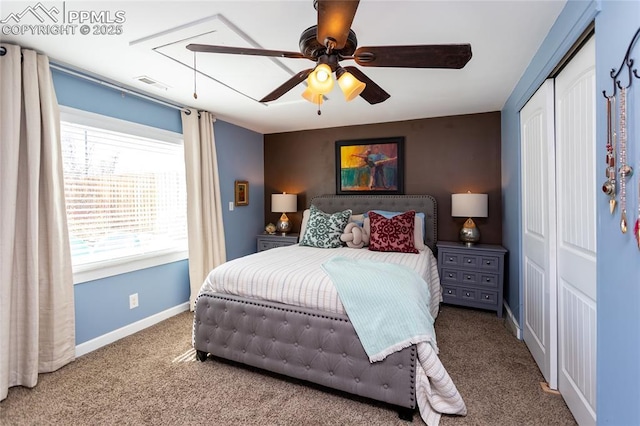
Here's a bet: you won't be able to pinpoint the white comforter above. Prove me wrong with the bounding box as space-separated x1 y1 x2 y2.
198 244 466 425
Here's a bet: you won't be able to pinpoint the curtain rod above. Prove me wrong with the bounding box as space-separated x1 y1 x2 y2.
49 62 193 115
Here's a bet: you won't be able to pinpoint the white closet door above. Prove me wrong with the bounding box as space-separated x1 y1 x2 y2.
520 79 557 389
554 36 597 426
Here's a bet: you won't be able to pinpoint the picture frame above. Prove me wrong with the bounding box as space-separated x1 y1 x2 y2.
234 180 249 206
335 137 405 195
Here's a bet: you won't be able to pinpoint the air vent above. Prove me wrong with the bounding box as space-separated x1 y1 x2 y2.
133 75 169 91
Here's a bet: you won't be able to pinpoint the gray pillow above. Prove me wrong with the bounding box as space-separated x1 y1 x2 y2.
299 205 352 248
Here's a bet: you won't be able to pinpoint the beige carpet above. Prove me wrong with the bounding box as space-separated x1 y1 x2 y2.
0 305 576 425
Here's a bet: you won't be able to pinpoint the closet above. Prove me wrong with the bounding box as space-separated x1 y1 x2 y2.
520 36 596 425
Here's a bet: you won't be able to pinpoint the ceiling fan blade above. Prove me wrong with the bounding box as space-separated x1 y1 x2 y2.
260 68 314 103
187 44 308 60
343 66 390 105
316 0 360 50
353 44 472 69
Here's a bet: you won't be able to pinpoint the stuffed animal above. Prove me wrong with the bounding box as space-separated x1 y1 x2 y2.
340 222 370 248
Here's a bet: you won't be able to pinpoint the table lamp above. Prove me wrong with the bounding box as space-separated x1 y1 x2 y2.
452 192 488 246
271 193 297 235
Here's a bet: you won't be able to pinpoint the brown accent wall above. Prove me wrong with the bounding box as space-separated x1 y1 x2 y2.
264 111 502 244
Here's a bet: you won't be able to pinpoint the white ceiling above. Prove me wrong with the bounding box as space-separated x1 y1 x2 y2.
1 0 566 134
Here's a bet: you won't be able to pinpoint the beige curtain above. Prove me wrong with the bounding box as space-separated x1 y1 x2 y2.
181 110 226 309
0 44 75 401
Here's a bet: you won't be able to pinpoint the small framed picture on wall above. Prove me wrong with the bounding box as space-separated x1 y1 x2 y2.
234 180 249 206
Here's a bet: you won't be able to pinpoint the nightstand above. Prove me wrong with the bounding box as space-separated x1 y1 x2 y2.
436 241 507 317
257 233 299 252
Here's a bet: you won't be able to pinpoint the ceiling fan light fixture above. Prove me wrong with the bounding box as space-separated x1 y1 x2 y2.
301 87 324 105
307 63 334 94
337 70 366 102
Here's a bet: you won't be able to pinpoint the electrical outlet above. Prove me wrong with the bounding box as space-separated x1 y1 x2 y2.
129 293 139 309
229 201 234 211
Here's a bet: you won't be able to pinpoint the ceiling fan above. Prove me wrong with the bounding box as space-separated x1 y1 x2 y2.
186 0 472 107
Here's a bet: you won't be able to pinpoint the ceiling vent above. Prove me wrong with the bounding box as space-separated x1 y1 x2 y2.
134 75 169 91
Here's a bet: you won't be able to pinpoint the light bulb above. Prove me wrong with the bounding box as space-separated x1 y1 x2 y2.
307 64 334 95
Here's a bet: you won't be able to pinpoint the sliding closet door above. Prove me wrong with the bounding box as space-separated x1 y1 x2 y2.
520 79 557 389
554 36 597 426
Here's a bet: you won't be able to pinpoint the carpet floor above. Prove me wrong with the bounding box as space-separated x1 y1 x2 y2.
0 305 576 425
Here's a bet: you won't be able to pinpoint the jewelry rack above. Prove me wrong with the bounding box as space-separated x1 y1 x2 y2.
602 27 640 98
602 27 640 248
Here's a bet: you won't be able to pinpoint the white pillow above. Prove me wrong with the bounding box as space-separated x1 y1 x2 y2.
299 208 311 243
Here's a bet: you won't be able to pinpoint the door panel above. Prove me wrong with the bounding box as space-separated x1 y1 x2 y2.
555 36 596 426
520 79 557 388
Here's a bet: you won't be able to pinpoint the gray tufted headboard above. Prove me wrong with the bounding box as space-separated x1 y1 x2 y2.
310 194 438 253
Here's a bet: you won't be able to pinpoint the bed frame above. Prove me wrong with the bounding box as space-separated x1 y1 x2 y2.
194 194 438 419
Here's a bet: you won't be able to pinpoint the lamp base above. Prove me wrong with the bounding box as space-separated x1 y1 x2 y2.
276 213 292 235
459 218 480 246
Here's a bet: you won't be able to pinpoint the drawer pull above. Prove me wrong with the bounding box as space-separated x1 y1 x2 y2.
467 259 472 263
448 273 454 278
448 257 453 261
466 275 471 280
486 278 491 282
484 295 490 300
465 292 471 297
447 290 453 294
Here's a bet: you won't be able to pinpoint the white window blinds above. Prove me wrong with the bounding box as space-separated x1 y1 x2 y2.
60 117 187 271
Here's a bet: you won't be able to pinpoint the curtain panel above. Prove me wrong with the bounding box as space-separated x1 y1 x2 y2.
0 44 75 401
181 110 226 309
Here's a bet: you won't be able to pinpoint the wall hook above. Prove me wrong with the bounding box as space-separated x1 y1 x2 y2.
603 27 640 98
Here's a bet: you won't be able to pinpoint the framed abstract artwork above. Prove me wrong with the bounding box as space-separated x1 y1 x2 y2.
335 137 405 195
234 180 249 206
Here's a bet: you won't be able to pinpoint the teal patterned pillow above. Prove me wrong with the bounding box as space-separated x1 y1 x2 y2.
300 205 352 248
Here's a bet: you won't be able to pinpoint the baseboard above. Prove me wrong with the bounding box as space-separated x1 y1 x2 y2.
75 302 190 357
503 301 522 340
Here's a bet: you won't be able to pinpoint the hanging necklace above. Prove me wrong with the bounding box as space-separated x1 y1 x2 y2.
619 86 631 234
636 179 640 249
603 95 617 213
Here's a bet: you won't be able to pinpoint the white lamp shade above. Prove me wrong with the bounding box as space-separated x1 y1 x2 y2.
452 193 488 218
271 193 297 213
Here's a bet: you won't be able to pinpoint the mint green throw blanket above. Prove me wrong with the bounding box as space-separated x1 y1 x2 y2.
321 256 437 362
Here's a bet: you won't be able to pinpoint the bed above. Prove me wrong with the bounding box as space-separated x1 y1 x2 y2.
193 194 466 425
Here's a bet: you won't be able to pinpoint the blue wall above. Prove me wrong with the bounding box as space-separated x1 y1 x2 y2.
595 2 640 423
502 0 640 423
52 69 265 344
214 120 265 260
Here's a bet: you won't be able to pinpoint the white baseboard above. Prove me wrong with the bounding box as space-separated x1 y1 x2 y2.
503 301 522 340
75 302 190 357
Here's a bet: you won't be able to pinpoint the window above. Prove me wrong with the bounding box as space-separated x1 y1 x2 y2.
60 107 187 283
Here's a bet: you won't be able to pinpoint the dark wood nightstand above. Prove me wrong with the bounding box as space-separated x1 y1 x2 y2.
257 233 299 252
436 241 507 317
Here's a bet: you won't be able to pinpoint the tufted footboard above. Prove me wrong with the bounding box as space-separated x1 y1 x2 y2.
193 293 417 414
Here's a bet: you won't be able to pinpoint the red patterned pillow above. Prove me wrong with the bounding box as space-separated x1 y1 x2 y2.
368 210 418 253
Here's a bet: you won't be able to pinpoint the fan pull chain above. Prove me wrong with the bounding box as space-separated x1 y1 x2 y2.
193 51 198 100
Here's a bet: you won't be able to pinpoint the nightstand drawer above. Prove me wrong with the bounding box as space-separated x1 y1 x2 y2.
259 240 286 251
442 286 479 302
442 285 499 308
441 250 500 272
